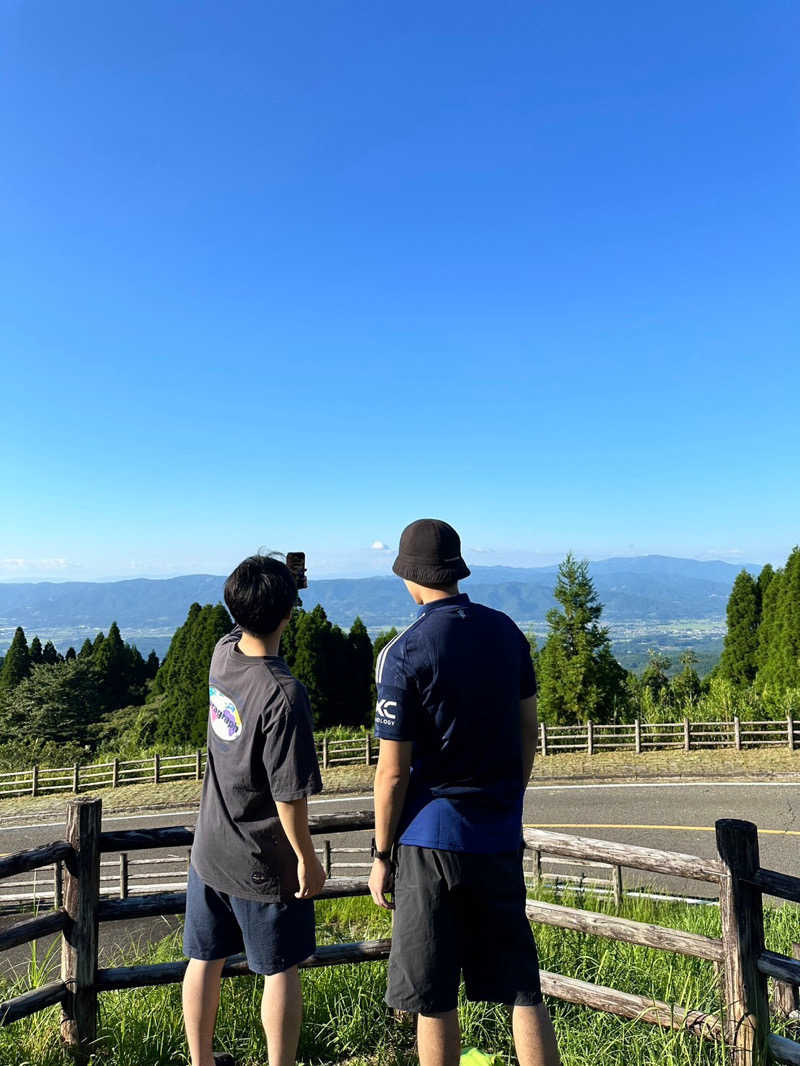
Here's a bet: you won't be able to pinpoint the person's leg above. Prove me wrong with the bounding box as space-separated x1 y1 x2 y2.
182 957 226 1066
261 965 303 1066
512 1001 561 1066
417 1009 461 1066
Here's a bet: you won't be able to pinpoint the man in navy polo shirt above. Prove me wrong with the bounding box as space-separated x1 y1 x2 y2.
369 519 560 1066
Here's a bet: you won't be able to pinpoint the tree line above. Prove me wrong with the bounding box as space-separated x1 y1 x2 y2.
1 546 797 764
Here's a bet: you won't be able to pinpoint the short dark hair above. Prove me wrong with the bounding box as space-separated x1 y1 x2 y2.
223 554 297 637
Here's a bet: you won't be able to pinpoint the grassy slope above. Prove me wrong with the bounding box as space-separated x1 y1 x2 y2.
2 890 799 1065
1 746 798 821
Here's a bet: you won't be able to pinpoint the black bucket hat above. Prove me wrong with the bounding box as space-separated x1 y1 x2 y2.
392 519 471 586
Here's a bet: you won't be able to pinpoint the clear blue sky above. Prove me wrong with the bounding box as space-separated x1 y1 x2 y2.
2 1 799 580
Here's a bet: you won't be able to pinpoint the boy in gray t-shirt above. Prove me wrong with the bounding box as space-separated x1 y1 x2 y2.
182 554 325 1066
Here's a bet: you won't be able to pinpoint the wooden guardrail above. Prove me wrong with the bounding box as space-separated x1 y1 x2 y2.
1 799 800 1065
0 714 797 800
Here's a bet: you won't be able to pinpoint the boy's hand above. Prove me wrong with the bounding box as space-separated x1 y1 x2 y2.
295 853 327 898
368 857 394 909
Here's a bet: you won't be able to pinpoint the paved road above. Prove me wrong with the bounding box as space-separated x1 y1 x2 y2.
2 781 799 977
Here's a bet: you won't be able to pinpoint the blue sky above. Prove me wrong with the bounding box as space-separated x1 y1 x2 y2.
2 1 799 580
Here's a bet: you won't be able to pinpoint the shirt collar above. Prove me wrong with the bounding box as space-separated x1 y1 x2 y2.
417 592 470 617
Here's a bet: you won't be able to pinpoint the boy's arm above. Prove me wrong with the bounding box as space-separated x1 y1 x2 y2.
276 796 326 898
369 738 412 909
520 693 538 786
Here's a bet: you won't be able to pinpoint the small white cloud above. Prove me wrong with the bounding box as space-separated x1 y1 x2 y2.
0 557 69 573
371 540 391 551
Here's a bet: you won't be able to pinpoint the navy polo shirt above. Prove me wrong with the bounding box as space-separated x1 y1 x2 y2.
374 593 537 854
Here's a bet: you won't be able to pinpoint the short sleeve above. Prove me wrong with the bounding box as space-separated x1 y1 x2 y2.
263 684 323 802
374 638 420 741
519 628 537 699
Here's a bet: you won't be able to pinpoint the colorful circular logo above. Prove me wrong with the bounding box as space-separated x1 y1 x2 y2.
209 686 243 741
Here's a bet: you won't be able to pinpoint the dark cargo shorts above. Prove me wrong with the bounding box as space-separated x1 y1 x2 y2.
387 845 543 1014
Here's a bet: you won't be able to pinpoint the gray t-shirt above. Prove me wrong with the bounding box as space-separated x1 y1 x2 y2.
191 627 323 902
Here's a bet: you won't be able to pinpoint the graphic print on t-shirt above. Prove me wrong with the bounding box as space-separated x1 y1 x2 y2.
209 685 243 741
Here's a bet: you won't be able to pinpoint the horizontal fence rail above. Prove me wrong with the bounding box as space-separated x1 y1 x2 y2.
2 800 800 1066
0 713 798 800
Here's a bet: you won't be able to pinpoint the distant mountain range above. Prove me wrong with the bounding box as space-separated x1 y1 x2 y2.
0 556 759 657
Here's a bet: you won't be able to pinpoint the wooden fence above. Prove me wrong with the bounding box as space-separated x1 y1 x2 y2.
1 799 800 1064
0 715 797 800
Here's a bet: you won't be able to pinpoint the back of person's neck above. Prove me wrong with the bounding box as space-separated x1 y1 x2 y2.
419 584 460 605
237 629 281 657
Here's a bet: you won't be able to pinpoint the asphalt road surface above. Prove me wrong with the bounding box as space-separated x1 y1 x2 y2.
2 781 799 978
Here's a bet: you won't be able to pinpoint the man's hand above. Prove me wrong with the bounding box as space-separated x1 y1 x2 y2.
295 853 327 899
368 857 394 909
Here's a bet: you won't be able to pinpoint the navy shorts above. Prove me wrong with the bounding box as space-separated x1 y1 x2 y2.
183 865 316 976
387 846 543 1014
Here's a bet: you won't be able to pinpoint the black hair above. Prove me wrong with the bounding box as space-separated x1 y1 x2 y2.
223 554 297 637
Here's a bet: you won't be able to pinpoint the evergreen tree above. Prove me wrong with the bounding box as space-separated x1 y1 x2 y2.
756 564 775 615
293 605 337 727
94 621 128 711
718 570 760 686
145 650 160 680
92 632 106 657
153 602 232 746
641 650 672 699
536 554 627 724
29 636 44 666
42 640 60 665
347 617 374 727
3 658 102 745
756 565 784 682
671 650 701 707
65 647 77 662
78 638 94 659
372 629 398 668
0 627 31 691
772 548 800 690
280 603 305 671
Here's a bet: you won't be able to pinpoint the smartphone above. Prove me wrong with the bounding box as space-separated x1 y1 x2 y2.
286 551 308 590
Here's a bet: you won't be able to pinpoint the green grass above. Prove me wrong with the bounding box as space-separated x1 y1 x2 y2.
2 889 799 1065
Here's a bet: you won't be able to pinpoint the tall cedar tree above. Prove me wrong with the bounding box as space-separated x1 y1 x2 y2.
29 636 44 665
0 627 31 691
42 640 61 665
348 617 374 727
153 602 232 746
641 651 672 698
756 566 784 681
766 547 800 690
371 628 398 705
94 621 129 710
671 650 701 705
718 570 760 685
537 554 627 724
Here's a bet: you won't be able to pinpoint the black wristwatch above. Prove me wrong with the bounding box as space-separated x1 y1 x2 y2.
371 838 392 862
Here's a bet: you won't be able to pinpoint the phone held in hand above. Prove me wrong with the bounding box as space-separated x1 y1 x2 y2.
286 552 308 590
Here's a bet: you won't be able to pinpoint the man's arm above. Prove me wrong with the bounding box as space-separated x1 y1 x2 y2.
520 693 538 787
368 738 412 909
276 797 326 898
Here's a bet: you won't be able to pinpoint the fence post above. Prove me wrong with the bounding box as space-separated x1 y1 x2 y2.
195 749 202 781
788 714 795 752
587 719 594 755
73 763 80 794
734 716 742 751
683 717 691 753
54 861 63 909
119 853 129 899
611 864 623 908
531 848 542 888
60 797 102 1058
634 718 642 755
153 753 160 785
365 733 372 766
31 764 39 797
112 757 119 788
539 722 548 757
323 840 332 878
715 818 770 1065
322 735 329 770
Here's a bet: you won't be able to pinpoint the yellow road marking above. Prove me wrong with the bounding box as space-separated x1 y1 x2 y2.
524 823 800 836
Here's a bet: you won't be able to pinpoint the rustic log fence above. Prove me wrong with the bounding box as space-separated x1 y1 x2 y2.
0 715 797 800
1 800 800 1064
